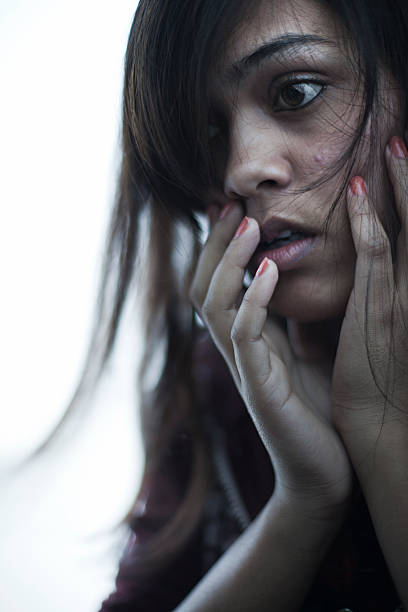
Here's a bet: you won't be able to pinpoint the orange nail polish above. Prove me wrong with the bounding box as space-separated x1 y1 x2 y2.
389 136 408 159
255 257 270 277
350 176 367 196
233 216 249 239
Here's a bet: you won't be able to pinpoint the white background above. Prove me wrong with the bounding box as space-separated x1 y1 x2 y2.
0 2 144 611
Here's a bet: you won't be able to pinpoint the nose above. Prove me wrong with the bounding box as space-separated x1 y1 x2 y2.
224 113 292 200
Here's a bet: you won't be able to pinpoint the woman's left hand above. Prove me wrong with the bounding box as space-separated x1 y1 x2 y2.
331 136 408 445
328 136 408 609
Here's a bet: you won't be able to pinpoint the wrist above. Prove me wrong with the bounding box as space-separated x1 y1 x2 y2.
266 485 350 529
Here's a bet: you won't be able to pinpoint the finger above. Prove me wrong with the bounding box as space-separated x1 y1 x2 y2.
347 176 394 330
385 135 408 282
189 201 243 310
231 257 282 392
231 259 313 459
202 216 260 384
386 135 408 227
204 216 260 316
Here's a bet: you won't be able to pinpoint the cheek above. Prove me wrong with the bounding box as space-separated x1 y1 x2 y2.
313 152 325 164
292 145 345 204
298 143 342 179
312 146 339 168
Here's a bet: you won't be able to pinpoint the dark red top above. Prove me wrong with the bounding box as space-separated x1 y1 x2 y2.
99 332 401 612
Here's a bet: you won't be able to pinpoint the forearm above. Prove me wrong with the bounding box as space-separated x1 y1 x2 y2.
176 494 345 612
341 420 408 607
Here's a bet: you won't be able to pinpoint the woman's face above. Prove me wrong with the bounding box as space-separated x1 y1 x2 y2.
209 0 401 322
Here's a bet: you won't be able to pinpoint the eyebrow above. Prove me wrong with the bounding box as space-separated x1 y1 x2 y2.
226 33 335 83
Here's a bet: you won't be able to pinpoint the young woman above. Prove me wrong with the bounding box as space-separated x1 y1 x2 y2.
63 0 408 609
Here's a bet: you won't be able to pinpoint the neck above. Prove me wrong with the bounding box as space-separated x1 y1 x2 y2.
286 316 343 366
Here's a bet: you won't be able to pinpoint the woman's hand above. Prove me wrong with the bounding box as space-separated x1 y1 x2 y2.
329 136 408 608
190 202 353 520
332 137 408 441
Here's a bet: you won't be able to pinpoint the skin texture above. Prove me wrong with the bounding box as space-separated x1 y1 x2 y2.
208 0 400 324
187 0 408 609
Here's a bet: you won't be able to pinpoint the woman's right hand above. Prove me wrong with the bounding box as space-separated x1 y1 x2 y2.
190 202 354 521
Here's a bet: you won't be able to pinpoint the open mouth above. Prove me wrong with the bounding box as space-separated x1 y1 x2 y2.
251 229 317 273
258 229 310 250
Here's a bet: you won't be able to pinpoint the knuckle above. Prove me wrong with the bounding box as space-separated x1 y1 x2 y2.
188 283 200 307
188 280 206 310
241 293 255 308
359 227 390 259
201 298 217 321
391 155 408 177
364 236 389 260
230 322 246 344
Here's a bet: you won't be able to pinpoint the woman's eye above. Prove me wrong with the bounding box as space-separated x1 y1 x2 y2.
274 81 324 111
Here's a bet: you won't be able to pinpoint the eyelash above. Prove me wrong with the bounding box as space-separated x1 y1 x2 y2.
208 75 327 139
269 77 326 112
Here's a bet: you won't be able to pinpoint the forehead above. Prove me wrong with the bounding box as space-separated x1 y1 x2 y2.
216 0 342 82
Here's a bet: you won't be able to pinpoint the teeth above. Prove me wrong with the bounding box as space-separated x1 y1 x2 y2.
261 229 306 250
276 230 293 239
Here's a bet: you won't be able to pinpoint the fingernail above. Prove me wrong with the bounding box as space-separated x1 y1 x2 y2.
233 216 249 239
389 136 408 159
220 202 234 219
255 257 271 277
349 176 367 196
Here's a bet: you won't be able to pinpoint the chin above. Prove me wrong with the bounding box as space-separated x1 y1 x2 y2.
268 269 352 323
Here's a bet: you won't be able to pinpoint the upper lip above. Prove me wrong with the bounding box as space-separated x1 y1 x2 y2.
259 216 317 244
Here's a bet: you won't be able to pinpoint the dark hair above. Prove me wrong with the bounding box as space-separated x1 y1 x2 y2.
18 0 408 578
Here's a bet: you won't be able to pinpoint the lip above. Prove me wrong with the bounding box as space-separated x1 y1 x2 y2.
249 216 319 273
260 216 317 243
250 235 318 273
